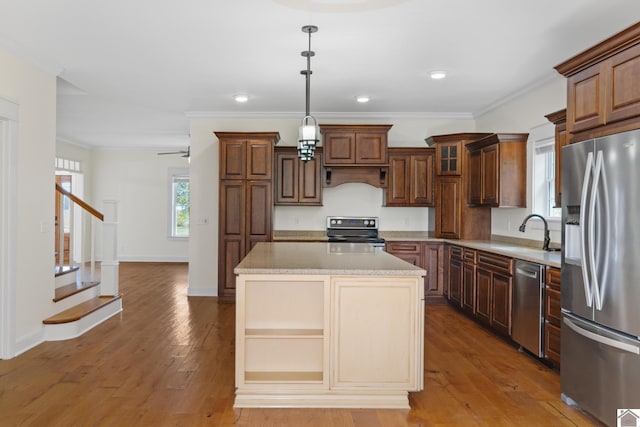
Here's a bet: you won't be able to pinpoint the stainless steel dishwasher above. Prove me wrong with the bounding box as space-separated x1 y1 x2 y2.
512 260 545 357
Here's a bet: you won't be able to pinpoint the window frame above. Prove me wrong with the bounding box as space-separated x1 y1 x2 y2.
168 168 190 239
529 122 561 231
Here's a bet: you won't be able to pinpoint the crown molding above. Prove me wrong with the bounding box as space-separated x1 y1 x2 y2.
185 110 474 120
0 35 64 76
473 72 560 118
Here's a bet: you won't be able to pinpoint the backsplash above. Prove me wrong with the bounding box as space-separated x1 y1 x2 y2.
273 182 432 231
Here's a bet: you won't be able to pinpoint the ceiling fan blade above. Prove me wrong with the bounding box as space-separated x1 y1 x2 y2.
157 150 188 155
157 146 190 157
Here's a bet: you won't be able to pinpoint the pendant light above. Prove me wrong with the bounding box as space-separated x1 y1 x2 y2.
298 25 319 162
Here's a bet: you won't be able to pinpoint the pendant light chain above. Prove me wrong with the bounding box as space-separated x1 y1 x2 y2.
298 25 320 162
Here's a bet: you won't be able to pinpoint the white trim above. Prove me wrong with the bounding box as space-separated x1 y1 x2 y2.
473 72 559 118
14 329 44 358
118 256 189 262
186 287 217 297
184 110 474 120
0 98 19 359
0 96 19 121
0 35 64 76
526 216 561 232
43 299 122 341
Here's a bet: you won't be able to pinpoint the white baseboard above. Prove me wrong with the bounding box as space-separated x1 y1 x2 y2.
187 287 217 297
14 329 45 358
118 256 188 263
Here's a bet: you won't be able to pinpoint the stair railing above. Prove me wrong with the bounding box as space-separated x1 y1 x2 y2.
55 184 104 284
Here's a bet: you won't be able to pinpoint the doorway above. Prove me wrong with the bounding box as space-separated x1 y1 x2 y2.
54 170 85 270
55 174 72 266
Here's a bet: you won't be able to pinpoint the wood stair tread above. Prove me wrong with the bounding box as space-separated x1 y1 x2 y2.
54 265 80 277
53 281 101 302
43 295 122 324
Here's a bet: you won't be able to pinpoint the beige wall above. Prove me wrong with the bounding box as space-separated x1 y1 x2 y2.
91 148 190 262
187 116 476 296
0 47 57 351
189 77 571 296
475 76 567 245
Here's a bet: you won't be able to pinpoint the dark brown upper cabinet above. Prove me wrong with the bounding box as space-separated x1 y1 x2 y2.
385 148 435 207
321 124 392 166
466 133 528 208
555 22 640 143
274 147 323 206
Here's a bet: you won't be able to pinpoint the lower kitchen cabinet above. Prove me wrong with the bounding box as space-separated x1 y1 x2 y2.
545 267 562 366
477 251 513 337
462 249 476 315
447 245 463 306
491 272 512 336
475 268 492 324
424 243 444 296
386 241 443 297
448 245 514 337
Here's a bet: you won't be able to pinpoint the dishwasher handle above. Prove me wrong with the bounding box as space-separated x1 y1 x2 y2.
515 267 539 279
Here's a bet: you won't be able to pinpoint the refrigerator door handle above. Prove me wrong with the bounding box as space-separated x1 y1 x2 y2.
564 317 640 355
589 151 603 311
579 151 594 308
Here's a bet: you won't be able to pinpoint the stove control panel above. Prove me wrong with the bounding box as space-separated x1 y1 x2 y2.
326 216 379 229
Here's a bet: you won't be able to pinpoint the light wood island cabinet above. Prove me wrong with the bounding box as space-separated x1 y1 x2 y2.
234 242 425 409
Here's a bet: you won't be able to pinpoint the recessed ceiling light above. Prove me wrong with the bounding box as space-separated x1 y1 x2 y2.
430 70 447 80
234 95 249 103
356 96 370 103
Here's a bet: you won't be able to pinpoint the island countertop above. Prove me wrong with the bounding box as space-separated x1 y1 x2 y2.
234 242 426 276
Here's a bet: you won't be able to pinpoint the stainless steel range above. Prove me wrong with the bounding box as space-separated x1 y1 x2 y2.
326 216 385 247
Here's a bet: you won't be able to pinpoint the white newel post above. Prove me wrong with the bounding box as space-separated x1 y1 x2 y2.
100 199 119 296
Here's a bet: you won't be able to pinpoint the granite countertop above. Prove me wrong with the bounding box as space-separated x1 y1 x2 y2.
235 242 426 276
272 230 561 268
450 240 561 268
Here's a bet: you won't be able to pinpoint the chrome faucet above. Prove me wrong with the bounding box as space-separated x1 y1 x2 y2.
519 214 550 251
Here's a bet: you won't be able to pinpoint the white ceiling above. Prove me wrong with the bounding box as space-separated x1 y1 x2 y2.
1 0 640 149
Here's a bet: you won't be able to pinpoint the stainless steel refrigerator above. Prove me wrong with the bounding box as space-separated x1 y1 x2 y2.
561 128 640 427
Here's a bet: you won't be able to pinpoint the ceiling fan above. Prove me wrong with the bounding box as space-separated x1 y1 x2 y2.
157 146 190 159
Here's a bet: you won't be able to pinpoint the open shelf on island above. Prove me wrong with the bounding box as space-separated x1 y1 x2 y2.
245 328 323 337
244 371 324 383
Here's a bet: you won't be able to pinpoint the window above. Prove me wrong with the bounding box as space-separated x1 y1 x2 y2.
531 123 561 219
170 169 190 238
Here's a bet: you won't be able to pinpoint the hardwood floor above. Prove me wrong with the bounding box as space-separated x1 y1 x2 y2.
0 262 601 426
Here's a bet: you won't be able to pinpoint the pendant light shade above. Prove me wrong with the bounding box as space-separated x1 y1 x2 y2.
298 115 319 160
298 25 319 162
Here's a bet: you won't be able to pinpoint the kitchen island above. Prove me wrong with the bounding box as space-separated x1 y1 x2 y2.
233 242 426 409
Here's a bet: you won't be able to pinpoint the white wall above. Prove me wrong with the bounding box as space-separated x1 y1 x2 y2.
475 76 567 246
0 47 57 352
187 115 475 296
92 149 189 262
